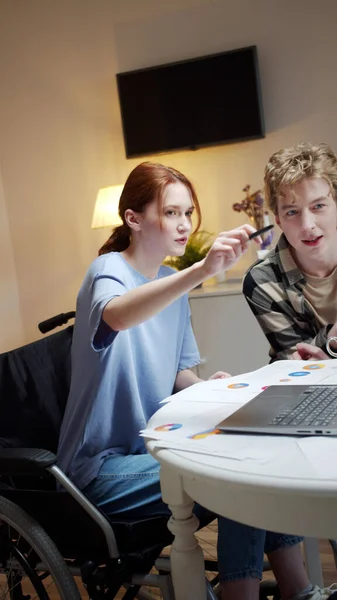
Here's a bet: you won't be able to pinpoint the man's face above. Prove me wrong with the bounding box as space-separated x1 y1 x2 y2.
276 177 337 266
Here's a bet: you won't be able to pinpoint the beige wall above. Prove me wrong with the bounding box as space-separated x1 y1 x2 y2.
0 163 24 350
1 0 337 348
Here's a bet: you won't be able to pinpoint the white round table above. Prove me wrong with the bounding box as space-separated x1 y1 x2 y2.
146 398 337 600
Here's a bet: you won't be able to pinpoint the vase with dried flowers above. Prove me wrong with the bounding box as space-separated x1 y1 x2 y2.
232 185 274 253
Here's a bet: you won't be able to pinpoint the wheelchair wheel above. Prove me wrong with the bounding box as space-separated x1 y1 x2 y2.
0 495 80 599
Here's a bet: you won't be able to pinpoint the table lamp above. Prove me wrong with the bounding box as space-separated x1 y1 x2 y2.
91 184 124 229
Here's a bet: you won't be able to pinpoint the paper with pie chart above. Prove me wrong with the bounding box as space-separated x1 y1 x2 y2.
141 359 337 462
159 360 337 405
141 405 276 462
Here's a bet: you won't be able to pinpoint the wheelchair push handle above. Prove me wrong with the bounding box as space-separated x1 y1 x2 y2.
38 311 75 334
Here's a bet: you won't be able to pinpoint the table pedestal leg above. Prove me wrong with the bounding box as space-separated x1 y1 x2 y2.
160 466 207 600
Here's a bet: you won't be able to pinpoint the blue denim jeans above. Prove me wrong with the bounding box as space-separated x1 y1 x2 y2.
83 453 303 582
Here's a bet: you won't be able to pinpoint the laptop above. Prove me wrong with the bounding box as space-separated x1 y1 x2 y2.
216 384 337 436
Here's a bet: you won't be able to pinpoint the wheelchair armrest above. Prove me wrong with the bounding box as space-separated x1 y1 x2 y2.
0 448 57 475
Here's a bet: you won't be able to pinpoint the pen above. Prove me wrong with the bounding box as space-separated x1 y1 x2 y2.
249 224 274 240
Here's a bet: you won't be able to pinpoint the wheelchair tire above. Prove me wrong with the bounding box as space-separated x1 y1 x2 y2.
0 495 81 599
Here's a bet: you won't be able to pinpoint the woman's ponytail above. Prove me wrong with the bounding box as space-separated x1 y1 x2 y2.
98 224 130 255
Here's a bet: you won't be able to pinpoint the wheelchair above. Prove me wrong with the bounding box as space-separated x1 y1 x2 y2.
0 312 279 599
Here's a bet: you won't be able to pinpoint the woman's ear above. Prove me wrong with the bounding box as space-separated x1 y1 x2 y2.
124 209 142 232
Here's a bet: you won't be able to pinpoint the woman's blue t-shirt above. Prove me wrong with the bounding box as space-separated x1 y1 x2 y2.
57 253 200 489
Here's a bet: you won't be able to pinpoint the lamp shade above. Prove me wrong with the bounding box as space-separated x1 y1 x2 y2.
91 185 124 228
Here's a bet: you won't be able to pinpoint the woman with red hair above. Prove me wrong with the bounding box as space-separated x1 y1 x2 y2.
58 162 331 600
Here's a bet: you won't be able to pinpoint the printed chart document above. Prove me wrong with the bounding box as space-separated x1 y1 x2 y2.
142 360 337 468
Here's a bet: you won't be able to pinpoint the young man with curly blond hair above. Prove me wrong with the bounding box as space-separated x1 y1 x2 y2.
243 142 337 362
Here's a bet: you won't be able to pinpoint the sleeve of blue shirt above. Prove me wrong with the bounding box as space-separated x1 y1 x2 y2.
82 255 128 351
177 298 200 372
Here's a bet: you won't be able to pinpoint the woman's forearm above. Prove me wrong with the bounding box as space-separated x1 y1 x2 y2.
103 261 206 331
174 369 203 392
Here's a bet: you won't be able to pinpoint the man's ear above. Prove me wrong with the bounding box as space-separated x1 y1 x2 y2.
124 209 142 232
275 213 281 228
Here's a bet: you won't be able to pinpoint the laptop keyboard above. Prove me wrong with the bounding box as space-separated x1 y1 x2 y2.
269 386 337 427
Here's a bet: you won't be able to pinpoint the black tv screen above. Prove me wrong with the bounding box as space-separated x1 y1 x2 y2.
116 45 265 158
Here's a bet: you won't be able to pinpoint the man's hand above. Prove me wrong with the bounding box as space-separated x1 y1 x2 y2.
208 371 231 380
292 342 329 360
328 322 337 339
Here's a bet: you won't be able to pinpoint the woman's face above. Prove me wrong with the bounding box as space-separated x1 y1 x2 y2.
136 182 195 259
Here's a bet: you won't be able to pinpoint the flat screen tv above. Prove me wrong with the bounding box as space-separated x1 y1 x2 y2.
116 45 265 159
